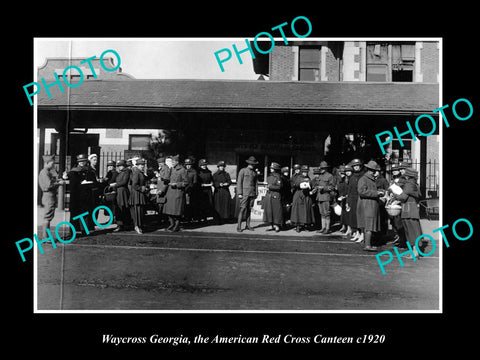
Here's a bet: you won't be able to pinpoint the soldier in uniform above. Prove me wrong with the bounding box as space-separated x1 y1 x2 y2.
290 165 315 232
163 155 188 232
343 164 353 237
184 158 200 223
129 158 149 234
197 159 214 222
109 160 132 232
236 156 259 232
311 161 334 234
38 155 64 238
154 157 171 228
212 161 232 224
263 162 284 232
357 160 385 251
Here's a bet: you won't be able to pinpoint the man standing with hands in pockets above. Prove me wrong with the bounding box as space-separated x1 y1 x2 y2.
236 156 258 232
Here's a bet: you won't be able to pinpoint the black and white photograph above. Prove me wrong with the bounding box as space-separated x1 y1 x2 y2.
33 38 441 312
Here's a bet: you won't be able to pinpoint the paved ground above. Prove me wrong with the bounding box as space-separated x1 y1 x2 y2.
36 208 440 311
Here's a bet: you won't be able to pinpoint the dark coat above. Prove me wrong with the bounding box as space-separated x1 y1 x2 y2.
114 168 131 208
396 178 421 219
311 172 334 202
105 169 118 184
213 170 232 219
290 175 315 225
67 165 90 216
198 168 214 216
237 167 258 197
357 172 381 231
163 164 188 216
129 167 148 206
156 164 171 201
347 169 364 228
375 174 389 191
280 174 292 204
263 172 283 225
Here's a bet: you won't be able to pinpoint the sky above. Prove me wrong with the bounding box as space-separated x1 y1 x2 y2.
35 39 259 80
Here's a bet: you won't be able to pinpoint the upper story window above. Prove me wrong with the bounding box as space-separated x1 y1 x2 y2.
298 47 321 81
366 42 415 82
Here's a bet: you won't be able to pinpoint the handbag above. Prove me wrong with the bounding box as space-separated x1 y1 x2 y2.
103 186 116 202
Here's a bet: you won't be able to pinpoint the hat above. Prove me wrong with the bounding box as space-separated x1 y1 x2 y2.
42 155 55 163
76 154 88 162
404 167 418 179
245 156 259 165
199 159 208 166
217 161 226 167
344 164 353 172
390 163 400 172
88 154 98 161
281 166 289 173
126 159 133 166
171 155 180 161
319 161 329 169
270 162 281 170
136 158 146 165
157 157 166 163
301 165 309 171
106 160 116 167
364 160 381 171
338 165 346 173
351 158 363 166
293 164 301 170
116 160 126 167
398 161 411 169
313 167 321 174
184 158 194 165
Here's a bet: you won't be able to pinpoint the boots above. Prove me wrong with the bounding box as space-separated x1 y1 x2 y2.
324 218 331 234
355 231 364 243
237 210 243 232
317 218 326 233
363 231 377 251
245 215 254 231
166 216 175 231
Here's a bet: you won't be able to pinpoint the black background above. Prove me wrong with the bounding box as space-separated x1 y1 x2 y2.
6 6 478 356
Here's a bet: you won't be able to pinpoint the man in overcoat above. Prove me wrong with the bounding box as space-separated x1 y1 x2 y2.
129 158 149 234
236 156 258 232
357 160 385 251
163 155 188 232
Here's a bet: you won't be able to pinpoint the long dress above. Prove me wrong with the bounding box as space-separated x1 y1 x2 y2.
357 172 381 232
290 175 315 225
347 169 364 229
212 170 232 219
263 172 283 226
197 168 214 218
128 167 148 228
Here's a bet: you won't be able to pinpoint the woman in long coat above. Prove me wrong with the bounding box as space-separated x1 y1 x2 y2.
212 161 232 224
394 167 422 258
357 160 385 251
163 155 188 232
290 165 315 232
263 162 283 232
128 159 148 234
197 159 214 221
347 159 365 242
110 160 132 232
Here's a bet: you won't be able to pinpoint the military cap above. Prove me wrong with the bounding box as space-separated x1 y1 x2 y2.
106 160 116 167
319 161 329 169
281 166 289 173
199 159 208 166
270 162 281 170
350 158 363 166
293 164 301 170
42 155 55 163
76 154 88 162
245 156 259 165
344 164 353 172
217 161 226 167
116 160 126 167
364 160 381 171
301 165 309 171
313 167 321 174
184 158 194 165
136 158 146 165
390 163 400 172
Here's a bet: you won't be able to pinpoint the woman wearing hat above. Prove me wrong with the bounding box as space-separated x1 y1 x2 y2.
263 162 284 232
212 161 232 224
347 158 365 242
109 160 132 232
163 155 188 232
128 158 149 234
236 156 259 232
393 167 423 258
184 157 200 223
197 159 214 222
357 160 386 251
290 165 315 232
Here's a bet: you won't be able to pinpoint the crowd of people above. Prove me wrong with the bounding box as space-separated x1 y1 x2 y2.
38 153 425 254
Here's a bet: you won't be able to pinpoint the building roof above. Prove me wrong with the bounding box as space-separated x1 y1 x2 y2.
37 79 439 115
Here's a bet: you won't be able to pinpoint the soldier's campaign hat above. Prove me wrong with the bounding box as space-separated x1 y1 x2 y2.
184 158 194 165
270 162 281 170
364 160 381 171
350 158 363 166
319 161 329 169
42 155 55 163
76 154 88 162
199 159 208 166
281 166 289 173
398 161 411 169
301 165 309 171
217 161 226 167
344 164 353 172
404 167 418 179
116 160 126 167
107 160 116 167
157 157 166 163
246 156 259 165
313 167 321 174
136 158 146 165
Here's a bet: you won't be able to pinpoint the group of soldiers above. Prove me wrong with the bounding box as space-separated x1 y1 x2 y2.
39 153 424 254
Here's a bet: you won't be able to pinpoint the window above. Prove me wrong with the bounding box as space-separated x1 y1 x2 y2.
366 42 415 82
129 135 151 150
299 47 321 81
